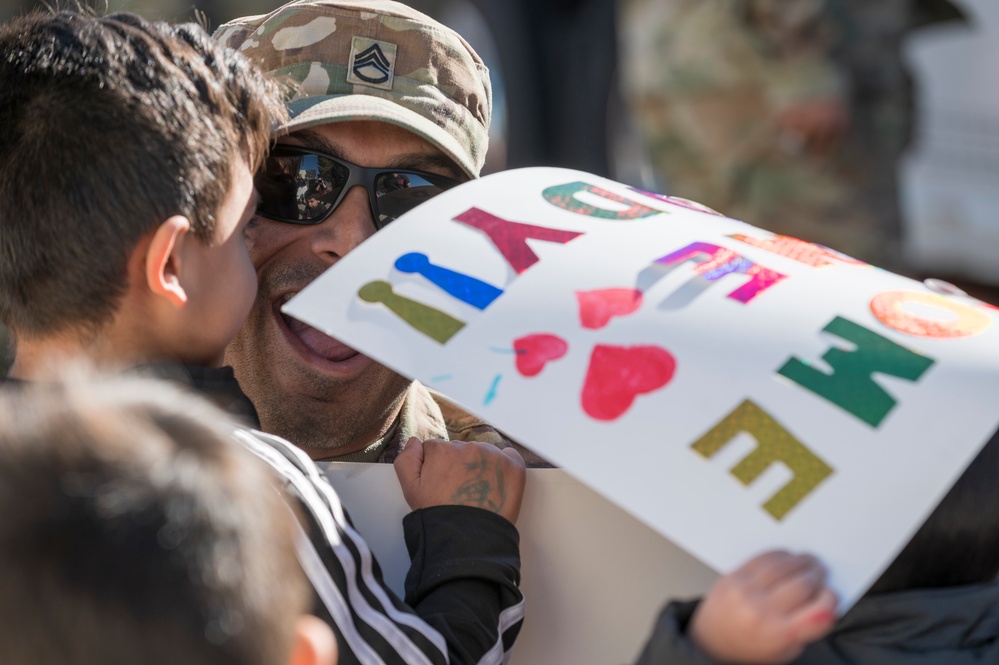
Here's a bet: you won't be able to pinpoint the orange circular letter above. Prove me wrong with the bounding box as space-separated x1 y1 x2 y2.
870 291 991 338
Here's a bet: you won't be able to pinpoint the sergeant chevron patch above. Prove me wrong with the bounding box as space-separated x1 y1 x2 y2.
347 36 396 90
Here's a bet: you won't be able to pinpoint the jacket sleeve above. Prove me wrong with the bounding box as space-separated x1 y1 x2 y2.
632 599 724 665
403 506 524 665
235 429 523 665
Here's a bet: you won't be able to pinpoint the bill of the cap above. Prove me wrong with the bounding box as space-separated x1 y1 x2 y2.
282 95 481 180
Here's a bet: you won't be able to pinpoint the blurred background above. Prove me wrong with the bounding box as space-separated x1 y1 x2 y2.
2 0 997 373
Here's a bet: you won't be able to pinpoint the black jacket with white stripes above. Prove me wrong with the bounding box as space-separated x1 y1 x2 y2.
1 369 525 665
236 429 524 665
170 366 527 665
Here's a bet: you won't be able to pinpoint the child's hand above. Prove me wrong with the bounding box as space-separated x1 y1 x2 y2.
689 551 838 664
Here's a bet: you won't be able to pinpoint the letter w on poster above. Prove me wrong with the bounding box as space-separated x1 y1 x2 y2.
285 167 999 607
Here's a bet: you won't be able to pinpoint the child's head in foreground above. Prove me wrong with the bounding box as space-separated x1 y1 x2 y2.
0 9 287 373
0 376 335 665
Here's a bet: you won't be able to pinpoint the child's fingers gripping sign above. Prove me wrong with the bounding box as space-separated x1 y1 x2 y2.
690 551 838 664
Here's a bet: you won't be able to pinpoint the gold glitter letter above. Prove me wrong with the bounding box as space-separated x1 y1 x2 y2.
692 400 833 520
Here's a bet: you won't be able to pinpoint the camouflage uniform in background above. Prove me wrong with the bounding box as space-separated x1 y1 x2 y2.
618 0 868 261
620 0 963 270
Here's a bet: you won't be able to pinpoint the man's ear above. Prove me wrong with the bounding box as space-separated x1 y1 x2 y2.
288 615 337 665
145 216 192 308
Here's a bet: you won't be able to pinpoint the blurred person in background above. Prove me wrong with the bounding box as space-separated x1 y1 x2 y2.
619 0 964 271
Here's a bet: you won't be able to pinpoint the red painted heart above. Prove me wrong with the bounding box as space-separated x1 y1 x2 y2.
513 333 569 377
582 344 676 421
576 288 644 330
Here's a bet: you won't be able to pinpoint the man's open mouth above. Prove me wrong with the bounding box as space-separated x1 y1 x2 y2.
276 294 359 363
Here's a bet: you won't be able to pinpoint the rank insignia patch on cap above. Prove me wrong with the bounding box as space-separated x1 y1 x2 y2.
347 36 397 90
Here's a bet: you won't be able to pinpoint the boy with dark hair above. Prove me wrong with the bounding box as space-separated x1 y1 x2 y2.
0 376 337 665
0 10 280 371
0 10 526 665
634 428 999 664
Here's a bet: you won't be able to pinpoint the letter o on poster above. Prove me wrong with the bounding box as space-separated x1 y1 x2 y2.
870 291 991 339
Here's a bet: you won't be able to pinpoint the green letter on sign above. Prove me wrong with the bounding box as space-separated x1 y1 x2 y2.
778 317 935 428
692 400 833 520
542 182 662 220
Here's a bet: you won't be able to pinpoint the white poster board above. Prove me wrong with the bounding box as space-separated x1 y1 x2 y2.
323 464 717 665
288 167 999 606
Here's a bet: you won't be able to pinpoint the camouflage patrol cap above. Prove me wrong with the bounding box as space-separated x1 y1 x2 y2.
215 0 492 178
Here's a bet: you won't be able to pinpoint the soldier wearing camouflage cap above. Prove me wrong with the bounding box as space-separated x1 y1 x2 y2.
217 0 544 467
216 0 491 178
215 2 532 664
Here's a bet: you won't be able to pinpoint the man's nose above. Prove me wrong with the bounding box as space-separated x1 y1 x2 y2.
308 186 376 264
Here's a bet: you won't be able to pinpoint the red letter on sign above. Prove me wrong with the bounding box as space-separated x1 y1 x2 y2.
454 207 584 274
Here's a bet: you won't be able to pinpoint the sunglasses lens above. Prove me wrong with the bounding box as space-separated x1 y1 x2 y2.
257 147 460 227
256 151 348 224
373 172 456 226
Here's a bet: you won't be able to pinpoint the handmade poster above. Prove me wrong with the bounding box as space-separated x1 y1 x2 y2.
323 464 718 665
286 167 999 606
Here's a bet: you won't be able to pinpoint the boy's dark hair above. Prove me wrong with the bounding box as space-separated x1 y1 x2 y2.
0 10 287 337
0 377 309 665
868 427 999 594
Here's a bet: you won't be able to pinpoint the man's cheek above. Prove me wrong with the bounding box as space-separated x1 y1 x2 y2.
245 225 281 267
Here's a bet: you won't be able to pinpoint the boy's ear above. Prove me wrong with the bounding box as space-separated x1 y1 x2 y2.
144 216 192 308
288 615 337 665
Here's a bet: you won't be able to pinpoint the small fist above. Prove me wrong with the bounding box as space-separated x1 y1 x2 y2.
393 437 526 524
690 551 838 664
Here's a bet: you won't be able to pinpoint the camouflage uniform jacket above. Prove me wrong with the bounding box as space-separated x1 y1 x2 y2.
330 381 550 468
621 0 964 269
619 0 882 262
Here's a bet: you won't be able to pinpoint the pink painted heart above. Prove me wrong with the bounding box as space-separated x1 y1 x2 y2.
513 333 569 377
582 344 676 421
576 288 644 330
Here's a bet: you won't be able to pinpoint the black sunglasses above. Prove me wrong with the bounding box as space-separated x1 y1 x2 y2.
255 145 462 229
